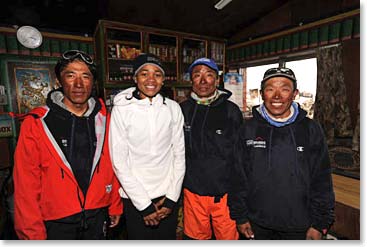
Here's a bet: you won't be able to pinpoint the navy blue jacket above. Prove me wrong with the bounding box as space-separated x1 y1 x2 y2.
180 89 243 196
228 105 335 232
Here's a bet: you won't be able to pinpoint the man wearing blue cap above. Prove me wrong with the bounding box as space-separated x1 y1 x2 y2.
180 58 243 239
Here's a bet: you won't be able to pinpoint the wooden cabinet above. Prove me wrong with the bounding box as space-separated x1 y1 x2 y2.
94 20 225 104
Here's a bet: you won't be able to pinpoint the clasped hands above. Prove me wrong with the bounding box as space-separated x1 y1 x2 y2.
143 197 172 226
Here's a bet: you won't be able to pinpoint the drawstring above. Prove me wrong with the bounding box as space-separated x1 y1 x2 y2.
69 115 76 162
288 127 299 176
60 168 64 179
200 106 210 152
188 104 198 152
267 127 273 171
86 117 94 167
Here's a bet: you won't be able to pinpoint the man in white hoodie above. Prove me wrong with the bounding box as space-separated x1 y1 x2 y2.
109 53 185 239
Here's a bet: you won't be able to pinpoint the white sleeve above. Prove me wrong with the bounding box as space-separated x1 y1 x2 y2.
165 103 186 202
109 106 152 211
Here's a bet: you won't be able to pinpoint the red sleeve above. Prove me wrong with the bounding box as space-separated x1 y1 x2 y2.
104 113 123 216
108 173 123 216
13 117 47 239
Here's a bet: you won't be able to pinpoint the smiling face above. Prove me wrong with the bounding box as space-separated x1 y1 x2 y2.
261 77 298 119
60 60 93 115
135 64 164 100
191 65 219 98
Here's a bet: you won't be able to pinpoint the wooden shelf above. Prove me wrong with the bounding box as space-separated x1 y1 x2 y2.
94 20 225 102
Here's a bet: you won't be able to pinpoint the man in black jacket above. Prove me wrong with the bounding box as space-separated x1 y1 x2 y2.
180 58 243 240
228 67 335 240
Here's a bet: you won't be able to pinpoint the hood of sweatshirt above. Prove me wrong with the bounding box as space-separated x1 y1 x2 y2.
113 87 165 107
252 103 307 127
46 87 101 119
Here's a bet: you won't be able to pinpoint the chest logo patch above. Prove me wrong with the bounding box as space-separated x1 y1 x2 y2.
216 129 223 135
246 137 266 148
105 184 112 193
61 139 68 147
183 122 191 132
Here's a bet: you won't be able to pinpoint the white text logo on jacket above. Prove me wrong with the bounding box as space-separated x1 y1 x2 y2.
246 137 266 148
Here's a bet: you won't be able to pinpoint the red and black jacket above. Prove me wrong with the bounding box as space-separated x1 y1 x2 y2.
13 89 122 239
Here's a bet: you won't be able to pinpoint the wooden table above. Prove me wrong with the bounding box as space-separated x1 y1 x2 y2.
330 174 360 239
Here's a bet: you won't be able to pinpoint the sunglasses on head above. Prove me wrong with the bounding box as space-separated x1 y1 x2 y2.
264 67 295 78
62 50 94 65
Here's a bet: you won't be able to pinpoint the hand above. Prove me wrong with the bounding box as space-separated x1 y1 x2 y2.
306 227 322 240
109 215 121 228
237 222 254 239
154 197 165 209
154 197 172 220
156 207 172 220
143 211 161 226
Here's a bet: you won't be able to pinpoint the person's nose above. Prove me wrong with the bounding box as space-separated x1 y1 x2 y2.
147 73 156 81
74 75 83 87
198 74 206 84
273 90 281 99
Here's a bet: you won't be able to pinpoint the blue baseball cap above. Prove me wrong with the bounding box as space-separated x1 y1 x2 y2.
188 57 219 75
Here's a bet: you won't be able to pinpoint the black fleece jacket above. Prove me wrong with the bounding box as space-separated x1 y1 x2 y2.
180 89 243 197
44 88 101 196
228 105 335 232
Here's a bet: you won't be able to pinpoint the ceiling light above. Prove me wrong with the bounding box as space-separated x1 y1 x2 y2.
214 0 233 10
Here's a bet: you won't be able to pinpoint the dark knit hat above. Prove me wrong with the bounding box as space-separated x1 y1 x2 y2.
133 53 165 77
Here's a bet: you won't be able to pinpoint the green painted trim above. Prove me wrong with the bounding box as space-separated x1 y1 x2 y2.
227 12 360 64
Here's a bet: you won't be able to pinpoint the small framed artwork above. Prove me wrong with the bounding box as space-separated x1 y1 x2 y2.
5 57 58 114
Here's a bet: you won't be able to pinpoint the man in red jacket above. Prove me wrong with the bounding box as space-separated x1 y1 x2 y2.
13 50 123 240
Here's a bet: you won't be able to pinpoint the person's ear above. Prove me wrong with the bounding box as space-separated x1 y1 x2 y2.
260 90 265 100
293 89 299 100
215 77 220 87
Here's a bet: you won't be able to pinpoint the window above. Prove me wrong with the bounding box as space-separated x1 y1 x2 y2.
242 58 317 118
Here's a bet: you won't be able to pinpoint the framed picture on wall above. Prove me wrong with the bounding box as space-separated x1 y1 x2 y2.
5 58 58 114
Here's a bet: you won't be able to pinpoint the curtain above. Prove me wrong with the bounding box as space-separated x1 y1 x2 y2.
314 45 353 145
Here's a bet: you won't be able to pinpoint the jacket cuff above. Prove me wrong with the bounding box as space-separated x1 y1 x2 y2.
162 198 176 209
235 217 249 225
140 203 156 217
311 223 329 235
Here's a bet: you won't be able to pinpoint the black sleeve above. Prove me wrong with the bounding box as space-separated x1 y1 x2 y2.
140 203 156 217
227 124 250 225
162 197 176 209
309 122 335 232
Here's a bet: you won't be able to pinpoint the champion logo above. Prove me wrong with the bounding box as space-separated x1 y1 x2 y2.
297 146 304 152
216 129 223 135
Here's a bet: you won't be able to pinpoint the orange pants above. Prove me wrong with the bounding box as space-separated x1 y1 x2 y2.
183 189 239 240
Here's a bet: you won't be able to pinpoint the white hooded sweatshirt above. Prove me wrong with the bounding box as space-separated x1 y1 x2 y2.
109 87 185 211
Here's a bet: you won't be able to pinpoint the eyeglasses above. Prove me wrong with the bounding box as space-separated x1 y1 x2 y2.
263 67 296 79
62 50 94 65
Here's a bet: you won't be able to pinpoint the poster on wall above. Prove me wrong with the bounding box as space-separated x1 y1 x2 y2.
223 72 243 111
7 62 57 114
